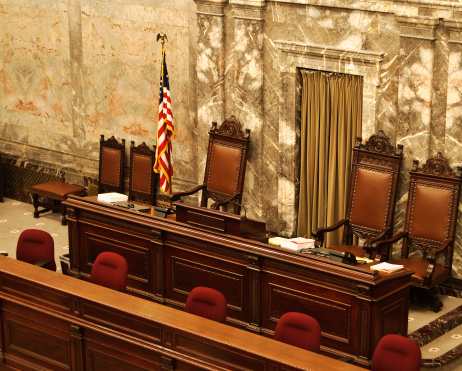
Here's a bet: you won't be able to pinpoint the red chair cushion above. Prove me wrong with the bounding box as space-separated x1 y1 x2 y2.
184 287 227 323
273 312 321 352
16 229 56 271
371 334 421 371
91 252 128 292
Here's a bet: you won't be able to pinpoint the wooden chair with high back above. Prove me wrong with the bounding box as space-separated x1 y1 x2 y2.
98 135 125 195
170 116 250 215
128 141 157 206
311 130 403 262
372 152 462 312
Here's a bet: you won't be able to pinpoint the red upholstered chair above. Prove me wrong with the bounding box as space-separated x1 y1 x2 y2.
98 135 126 194
170 116 250 215
184 287 227 323
90 252 128 292
16 229 56 271
373 153 462 312
273 312 321 353
312 130 403 261
371 334 421 371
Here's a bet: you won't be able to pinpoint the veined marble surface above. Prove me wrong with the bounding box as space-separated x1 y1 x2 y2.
1 1 462 277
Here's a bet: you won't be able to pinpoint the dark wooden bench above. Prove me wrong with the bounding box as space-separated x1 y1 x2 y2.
31 180 85 225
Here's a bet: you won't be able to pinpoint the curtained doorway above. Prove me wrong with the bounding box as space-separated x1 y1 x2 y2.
297 70 363 247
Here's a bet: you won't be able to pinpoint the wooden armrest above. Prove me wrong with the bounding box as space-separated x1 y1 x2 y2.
371 231 408 250
212 193 240 210
363 228 389 248
427 239 452 261
169 185 206 202
311 219 348 247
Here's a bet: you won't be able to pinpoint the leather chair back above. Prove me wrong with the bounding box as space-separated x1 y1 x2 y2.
129 141 157 205
344 131 403 245
401 153 462 269
98 135 125 194
312 131 403 261
201 116 250 214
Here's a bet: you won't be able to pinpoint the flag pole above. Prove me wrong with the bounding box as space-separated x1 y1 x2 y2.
157 33 172 200
154 33 174 218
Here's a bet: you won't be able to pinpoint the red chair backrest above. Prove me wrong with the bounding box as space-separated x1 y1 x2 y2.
371 334 421 371
184 287 227 323
16 229 56 271
273 312 321 352
91 252 128 292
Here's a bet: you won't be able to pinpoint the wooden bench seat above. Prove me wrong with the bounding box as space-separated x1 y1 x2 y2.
31 180 85 225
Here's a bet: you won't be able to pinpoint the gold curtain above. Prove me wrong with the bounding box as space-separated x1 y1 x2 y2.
298 70 362 247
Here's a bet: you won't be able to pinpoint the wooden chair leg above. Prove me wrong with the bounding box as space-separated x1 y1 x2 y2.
410 286 443 313
60 202 67 226
33 193 40 219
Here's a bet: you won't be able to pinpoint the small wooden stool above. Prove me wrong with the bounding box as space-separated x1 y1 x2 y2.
31 181 85 226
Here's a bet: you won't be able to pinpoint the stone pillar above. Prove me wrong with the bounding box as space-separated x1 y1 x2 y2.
69 0 86 140
444 19 462 164
396 16 445 167
194 0 227 185
227 0 266 222
443 18 462 285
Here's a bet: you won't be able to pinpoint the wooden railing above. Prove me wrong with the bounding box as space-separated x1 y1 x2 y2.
0 256 363 371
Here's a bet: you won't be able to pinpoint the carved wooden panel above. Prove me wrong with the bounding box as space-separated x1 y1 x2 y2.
175 333 266 371
1 275 72 312
0 256 366 371
85 331 162 371
2 305 71 370
166 246 249 324
261 278 356 355
80 302 162 344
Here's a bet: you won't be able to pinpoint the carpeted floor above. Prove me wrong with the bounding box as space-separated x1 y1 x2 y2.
1 197 462 370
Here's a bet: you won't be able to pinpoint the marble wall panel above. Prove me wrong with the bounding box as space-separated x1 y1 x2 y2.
3 0 462 278
78 0 197 182
195 2 226 194
226 5 265 220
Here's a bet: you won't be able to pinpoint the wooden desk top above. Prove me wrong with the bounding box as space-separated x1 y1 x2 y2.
0 256 364 371
68 195 411 284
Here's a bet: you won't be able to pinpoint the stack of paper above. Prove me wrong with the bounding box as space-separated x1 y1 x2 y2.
97 192 128 203
370 262 405 274
280 237 315 251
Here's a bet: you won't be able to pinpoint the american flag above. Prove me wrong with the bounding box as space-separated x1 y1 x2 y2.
154 48 174 194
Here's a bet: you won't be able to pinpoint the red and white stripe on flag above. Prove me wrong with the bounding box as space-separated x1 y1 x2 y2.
154 49 174 195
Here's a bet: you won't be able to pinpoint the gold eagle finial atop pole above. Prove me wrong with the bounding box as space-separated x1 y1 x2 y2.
157 33 168 45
